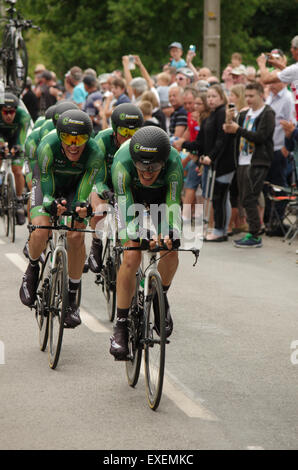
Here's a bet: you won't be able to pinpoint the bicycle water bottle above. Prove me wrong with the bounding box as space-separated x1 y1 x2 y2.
0 80 4 105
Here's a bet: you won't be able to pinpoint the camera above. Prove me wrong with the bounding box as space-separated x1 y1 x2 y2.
228 103 236 109
128 55 136 70
189 45 196 53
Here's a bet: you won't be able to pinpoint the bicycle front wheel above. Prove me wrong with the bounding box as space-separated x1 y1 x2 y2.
10 37 28 95
144 273 166 410
48 248 68 369
36 247 52 351
126 304 143 387
102 239 117 322
7 173 16 242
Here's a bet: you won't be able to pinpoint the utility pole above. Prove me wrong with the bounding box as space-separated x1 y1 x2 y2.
203 0 221 78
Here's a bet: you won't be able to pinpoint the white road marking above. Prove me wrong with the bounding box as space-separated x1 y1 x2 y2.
0 239 6 245
80 308 109 333
5 253 109 333
141 363 218 421
246 446 264 450
6 252 27 271
6 251 217 420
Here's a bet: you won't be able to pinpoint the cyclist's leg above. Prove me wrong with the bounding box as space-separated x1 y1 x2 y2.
110 240 142 359
154 250 178 337
65 219 86 327
20 213 51 307
87 191 107 272
12 161 26 225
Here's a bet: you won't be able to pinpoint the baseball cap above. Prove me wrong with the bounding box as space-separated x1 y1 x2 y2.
176 67 194 80
168 42 183 50
231 64 247 76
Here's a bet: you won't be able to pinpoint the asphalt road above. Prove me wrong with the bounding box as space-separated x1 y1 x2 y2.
0 224 297 450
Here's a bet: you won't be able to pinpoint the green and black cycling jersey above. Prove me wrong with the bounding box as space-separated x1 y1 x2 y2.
93 127 118 195
111 140 184 244
39 118 55 141
31 131 105 217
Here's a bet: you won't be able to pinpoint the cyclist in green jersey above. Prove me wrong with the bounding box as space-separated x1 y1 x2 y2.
0 92 31 224
110 126 184 360
19 109 106 328
86 103 144 273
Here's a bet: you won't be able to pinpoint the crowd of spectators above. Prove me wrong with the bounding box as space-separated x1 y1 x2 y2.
21 36 298 247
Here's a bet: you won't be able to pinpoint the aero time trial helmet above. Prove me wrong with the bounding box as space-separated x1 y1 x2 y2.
129 126 171 172
56 109 93 146
1 92 19 109
52 100 79 126
111 103 144 138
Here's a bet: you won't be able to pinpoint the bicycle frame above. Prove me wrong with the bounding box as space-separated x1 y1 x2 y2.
0 153 16 193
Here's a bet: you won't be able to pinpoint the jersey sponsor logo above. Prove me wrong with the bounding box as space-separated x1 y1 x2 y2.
133 143 158 153
170 181 178 201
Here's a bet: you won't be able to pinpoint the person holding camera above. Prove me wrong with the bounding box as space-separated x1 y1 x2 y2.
224 82 275 248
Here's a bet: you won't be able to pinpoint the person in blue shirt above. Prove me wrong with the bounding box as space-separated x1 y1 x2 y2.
168 42 187 70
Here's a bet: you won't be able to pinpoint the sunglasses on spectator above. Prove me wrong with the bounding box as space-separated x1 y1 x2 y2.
134 161 164 173
117 127 139 138
177 76 186 81
60 133 89 146
1 108 16 115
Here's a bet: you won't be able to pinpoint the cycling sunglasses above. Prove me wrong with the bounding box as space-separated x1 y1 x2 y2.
2 108 16 115
60 133 89 146
134 160 164 173
117 127 139 138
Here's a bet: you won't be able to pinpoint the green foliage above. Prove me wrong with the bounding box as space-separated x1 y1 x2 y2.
11 0 298 81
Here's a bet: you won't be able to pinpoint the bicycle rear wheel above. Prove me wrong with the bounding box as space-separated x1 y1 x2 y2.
7 173 16 242
144 273 166 410
48 248 68 369
7 37 28 95
0 179 9 237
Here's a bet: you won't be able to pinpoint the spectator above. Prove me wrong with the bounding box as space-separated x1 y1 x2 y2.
163 65 178 88
64 66 87 108
224 82 275 248
246 66 257 83
34 69 57 116
111 77 130 106
160 102 174 134
156 72 171 107
21 76 39 121
122 55 159 104
231 65 247 86
140 90 166 131
168 42 187 69
175 68 194 89
138 101 160 127
257 36 298 85
83 75 103 133
168 86 188 139
226 84 249 234
182 84 236 241
222 52 243 91
264 80 296 232
197 67 212 81
33 63 46 87
281 120 298 177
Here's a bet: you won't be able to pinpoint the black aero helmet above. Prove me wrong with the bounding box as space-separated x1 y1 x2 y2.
56 109 93 138
45 104 57 120
130 126 171 165
111 103 144 133
1 92 19 109
52 100 79 126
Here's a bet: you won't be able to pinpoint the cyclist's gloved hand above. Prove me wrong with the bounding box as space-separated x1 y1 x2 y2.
75 201 93 218
44 198 66 216
98 190 114 204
